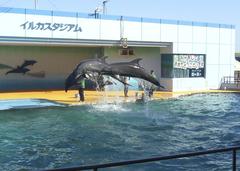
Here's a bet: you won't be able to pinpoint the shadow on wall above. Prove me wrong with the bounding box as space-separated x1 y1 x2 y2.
1 60 45 78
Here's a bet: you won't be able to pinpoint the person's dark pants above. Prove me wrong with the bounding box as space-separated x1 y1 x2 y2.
124 85 128 97
149 89 153 97
78 87 84 102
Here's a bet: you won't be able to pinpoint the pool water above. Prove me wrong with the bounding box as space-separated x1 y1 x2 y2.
0 93 240 170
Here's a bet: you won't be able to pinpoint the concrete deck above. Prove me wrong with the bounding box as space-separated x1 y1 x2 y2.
0 89 240 106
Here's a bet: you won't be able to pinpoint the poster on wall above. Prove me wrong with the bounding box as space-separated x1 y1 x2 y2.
173 54 205 69
189 68 205 77
173 54 205 78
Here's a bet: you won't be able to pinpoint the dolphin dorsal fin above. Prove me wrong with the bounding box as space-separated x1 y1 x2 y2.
129 58 142 66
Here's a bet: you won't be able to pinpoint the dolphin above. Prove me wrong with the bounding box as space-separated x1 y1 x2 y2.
65 59 113 92
5 66 30 75
109 58 163 88
21 60 37 68
65 58 164 92
5 60 37 75
65 59 132 92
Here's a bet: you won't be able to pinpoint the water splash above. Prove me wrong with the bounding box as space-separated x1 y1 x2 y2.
88 78 132 113
89 103 131 113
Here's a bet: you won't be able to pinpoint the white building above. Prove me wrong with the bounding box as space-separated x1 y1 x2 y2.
0 7 235 91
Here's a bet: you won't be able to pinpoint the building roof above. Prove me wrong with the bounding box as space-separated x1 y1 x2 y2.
0 6 235 29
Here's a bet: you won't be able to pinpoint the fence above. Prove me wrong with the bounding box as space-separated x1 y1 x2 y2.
222 76 240 84
46 146 240 171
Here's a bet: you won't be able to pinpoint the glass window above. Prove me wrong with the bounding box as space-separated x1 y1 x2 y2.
161 54 173 78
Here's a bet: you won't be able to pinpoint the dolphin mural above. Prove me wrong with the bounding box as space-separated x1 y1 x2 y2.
21 60 37 68
65 57 163 92
5 60 37 75
5 67 30 75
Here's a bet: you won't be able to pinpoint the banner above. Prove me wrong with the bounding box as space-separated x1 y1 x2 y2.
173 54 205 69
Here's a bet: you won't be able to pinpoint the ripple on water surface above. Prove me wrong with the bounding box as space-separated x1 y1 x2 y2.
0 93 240 170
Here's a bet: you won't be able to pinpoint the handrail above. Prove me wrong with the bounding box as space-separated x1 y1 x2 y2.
222 76 240 84
45 146 240 171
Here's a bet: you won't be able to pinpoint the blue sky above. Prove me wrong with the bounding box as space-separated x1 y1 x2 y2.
1 0 240 51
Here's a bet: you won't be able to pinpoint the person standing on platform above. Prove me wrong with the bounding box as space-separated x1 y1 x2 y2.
149 70 157 98
78 79 85 102
123 76 129 97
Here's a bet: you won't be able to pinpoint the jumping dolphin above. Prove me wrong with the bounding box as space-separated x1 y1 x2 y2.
65 59 113 92
65 58 163 91
99 57 162 87
65 59 131 92
85 72 114 91
109 58 163 88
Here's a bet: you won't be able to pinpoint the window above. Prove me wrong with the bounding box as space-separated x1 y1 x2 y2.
119 49 135 56
161 54 206 78
128 49 135 55
120 49 128 55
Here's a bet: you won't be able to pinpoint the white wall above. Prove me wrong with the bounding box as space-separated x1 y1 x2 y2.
0 9 235 91
0 13 25 37
173 78 207 91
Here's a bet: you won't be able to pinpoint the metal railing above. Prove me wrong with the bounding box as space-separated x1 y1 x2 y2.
45 146 240 171
222 76 240 85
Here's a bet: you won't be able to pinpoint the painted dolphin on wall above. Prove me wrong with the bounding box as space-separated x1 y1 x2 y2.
5 67 30 75
21 60 37 68
5 60 37 75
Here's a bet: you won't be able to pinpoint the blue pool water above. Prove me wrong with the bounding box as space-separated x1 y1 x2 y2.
0 93 240 170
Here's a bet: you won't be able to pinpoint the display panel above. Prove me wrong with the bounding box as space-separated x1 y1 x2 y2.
161 54 206 78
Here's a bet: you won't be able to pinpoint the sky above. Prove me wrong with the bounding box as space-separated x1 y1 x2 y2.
1 0 240 51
